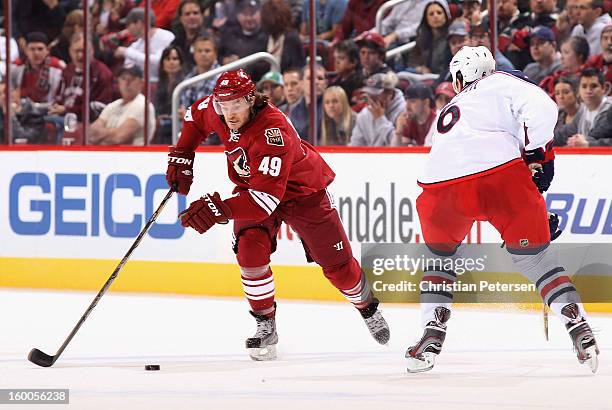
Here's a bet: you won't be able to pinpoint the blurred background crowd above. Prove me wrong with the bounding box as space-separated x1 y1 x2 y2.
0 0 610 146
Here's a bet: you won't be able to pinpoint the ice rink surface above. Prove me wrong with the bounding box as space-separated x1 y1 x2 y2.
1 289 610 410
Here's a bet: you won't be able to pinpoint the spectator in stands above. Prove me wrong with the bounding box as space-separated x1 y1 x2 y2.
337 0 387 40
172 0 206 69
523 26 561 84
261 0 306 73
50 9 83 64
13 32 66 104
257 71 288 111
585 24 612 86
469 22 516 71
114 8 175 83
571 0 612 56
528 0 559 28
14 0 67 51
89 65 156 145
179 34 221 110
329 40 363 105
497 0 525 33
92 0 133 38
0 82 48 144
556 0 581 43
154 46 187 145
137 0 181 30
303 62 328 141
350 72 406 146
409 0 452 75
300 0 348 42
210 0 240 31
283 67 309 139
434 81 455 110
502 0 559 69
540 36 590 96
554 68 612 146
321 86 356 145
553 76 580 133
435 19 469 84
355 31 391 78
381 0 432 47
495 0 531 66
285 0 304 27
218 0 268 81
49 32 114 123
461 0 483 25
394 83 436 146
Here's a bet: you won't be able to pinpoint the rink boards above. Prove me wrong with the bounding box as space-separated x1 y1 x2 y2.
1 147 611 311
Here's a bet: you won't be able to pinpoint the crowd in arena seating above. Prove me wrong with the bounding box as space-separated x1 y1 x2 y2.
0 0 610 146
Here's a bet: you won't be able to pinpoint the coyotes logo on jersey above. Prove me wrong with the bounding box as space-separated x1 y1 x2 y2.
225 147 251 178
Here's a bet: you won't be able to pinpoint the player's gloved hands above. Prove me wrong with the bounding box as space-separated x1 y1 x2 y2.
529 162 554 193
166 147 195 195
179 192 232 234
548 212 562 241
525 144 555 193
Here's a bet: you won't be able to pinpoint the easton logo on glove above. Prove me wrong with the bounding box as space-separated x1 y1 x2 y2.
169 156 193 165
166 147 195 195
179 192 232 234
204 194 222 217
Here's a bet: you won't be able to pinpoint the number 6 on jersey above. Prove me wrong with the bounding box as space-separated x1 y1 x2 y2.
259 156 282 176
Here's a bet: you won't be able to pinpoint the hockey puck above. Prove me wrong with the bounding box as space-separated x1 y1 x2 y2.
145 364 160 371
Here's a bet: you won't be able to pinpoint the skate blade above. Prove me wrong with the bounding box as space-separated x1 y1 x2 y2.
248 344 277 361
406 352 436 373
584 346 599 374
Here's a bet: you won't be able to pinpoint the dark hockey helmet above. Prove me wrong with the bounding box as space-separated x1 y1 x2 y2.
213 69 256 102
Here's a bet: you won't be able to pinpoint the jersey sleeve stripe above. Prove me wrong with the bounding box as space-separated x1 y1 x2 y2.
248 189 280 215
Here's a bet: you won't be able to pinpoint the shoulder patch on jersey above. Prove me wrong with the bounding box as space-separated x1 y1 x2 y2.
264 128 284 146
184 107 193 122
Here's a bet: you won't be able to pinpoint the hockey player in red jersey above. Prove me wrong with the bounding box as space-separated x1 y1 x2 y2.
166 69 390 360
406 47 599 373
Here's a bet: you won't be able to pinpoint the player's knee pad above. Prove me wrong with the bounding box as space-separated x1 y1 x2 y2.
322 257 362 290
236 228 272 268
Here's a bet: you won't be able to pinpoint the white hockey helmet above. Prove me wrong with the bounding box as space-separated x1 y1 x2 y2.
449 46 496 93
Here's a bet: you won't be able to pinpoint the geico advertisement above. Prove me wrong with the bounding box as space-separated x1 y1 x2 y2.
1 151 611 265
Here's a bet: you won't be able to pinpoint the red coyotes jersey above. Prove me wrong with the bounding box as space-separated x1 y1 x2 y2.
177 95 335 220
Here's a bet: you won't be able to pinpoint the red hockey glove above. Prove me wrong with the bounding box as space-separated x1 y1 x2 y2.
179 192 232 234
166 147 195 195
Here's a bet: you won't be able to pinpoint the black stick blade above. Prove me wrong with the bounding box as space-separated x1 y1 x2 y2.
28 348 55 367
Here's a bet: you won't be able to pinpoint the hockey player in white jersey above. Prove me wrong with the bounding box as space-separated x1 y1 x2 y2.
406 46 599 373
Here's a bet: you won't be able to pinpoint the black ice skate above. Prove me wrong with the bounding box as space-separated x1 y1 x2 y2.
246 310 278 361
358 298 390 345
562 303 599 373
406 307 451 373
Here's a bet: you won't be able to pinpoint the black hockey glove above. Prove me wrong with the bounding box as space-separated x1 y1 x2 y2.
524 145 555 193
548 212 562 241
530 161 554 193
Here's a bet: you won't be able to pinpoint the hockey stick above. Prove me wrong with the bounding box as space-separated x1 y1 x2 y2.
28 188 175 367
543 304 549 341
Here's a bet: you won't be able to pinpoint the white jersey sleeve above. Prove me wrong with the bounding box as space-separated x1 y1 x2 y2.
418 71 558 186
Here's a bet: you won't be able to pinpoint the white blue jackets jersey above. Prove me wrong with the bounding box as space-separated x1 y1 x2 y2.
418 71 558 187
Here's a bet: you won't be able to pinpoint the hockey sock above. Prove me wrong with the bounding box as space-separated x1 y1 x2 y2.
510 249 584 324
240 265 276 317
339 270 373 310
